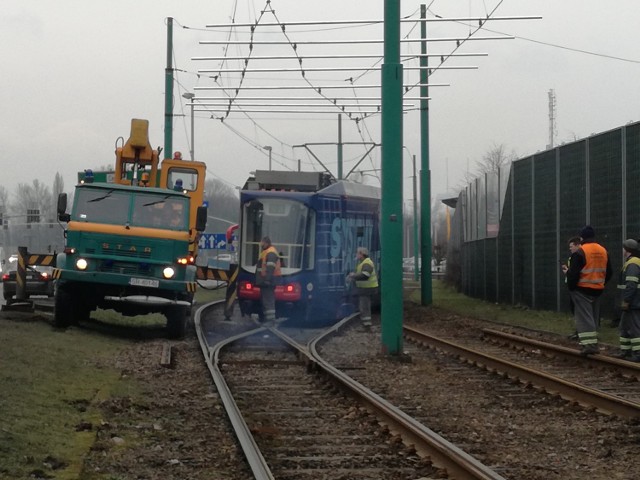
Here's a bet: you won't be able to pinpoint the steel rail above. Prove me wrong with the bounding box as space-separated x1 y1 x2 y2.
482 328 640 379
268 319 507 480
204 16 541 28
404 325 640 419
194 301 276 480
195 305 504 479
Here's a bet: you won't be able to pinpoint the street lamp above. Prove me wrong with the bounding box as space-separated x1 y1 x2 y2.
182 92 195 160
263 145 272 171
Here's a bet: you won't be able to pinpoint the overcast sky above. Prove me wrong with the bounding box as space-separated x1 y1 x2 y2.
2 1 639 208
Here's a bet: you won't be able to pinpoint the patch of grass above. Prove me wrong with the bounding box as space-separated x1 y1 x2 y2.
0 316 136 480
0 284 228 480
194 284 226 304
406 279 619 345
89 284 227 328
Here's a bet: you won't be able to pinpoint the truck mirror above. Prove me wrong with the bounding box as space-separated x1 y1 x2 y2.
57 193 67 214
57 193 70 222
195 206 207 232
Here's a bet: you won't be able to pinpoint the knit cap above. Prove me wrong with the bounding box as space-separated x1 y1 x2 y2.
580 225 595 239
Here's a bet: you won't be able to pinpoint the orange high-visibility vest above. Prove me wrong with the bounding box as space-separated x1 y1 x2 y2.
258 246 282 277
577 243 608 290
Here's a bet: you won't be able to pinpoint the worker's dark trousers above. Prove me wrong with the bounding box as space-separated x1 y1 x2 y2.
261 287 276 322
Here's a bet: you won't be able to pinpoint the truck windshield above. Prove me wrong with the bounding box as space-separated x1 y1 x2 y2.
73 189 188 230
73 189 130 224
241 198 314 274
132 194 188 230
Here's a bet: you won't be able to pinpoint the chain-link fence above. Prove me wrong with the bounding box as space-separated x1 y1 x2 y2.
447 121 640 320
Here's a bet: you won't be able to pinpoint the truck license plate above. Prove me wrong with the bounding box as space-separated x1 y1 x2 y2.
129 278 159 288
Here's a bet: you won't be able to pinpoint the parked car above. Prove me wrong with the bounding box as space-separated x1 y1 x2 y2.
2 265 55 301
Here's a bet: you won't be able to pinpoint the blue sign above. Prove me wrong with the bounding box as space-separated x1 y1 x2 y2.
199 233 237 250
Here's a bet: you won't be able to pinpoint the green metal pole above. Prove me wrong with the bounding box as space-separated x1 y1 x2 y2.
164 17 174 160
419 4 433 305
413 155 419 281
337 114 343 179
381 0 403 355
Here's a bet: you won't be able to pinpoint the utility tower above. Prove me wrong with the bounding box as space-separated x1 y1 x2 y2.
547 89 557 149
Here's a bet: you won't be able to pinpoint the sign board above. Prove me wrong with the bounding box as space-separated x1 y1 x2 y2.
199 233 237 250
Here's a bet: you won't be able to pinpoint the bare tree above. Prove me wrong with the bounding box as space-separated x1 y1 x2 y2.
53 172 65 198
204 178 239 231
12 180 53 223
0 186 8 214
476 143 517 175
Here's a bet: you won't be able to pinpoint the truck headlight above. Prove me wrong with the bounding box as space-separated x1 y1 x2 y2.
76 258 88 270
163 267 175 279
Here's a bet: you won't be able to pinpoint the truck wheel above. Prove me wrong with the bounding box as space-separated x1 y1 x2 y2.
54 287 72 328
74 303 91 325
166 305 188 339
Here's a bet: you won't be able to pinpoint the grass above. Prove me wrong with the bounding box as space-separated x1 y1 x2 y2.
406 278 619 346
0 285 226 480
91 284 226 326
1 280 617 478
0 315 133 480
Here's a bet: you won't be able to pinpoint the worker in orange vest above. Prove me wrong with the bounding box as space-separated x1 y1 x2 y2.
566 225 612 356
255 236 281 323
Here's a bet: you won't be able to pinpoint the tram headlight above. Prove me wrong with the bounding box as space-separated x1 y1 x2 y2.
75 258 88 270
162 267 175 279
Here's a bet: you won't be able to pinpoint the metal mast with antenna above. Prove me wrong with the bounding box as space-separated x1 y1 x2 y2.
548 88 557 149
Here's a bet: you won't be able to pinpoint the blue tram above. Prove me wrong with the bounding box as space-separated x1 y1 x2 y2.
236 170 381 323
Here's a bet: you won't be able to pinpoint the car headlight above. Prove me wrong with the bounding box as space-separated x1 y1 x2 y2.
76 258 88 270
162 267 175 279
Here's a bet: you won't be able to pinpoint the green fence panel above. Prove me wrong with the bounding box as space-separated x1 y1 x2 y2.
533 150 558 310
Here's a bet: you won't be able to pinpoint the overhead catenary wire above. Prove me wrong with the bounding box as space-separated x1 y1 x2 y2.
192 53 489 61
203 16 540 28
198 66 477 73
194 83 449 90
183 1 530 175
199 35 514 45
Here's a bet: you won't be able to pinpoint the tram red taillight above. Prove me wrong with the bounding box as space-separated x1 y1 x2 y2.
275 282 301 301
238 281 260 300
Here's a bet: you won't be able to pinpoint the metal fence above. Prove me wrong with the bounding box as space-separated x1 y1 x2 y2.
447 120 640 319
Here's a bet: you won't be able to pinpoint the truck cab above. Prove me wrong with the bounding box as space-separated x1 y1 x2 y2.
54 119 207 338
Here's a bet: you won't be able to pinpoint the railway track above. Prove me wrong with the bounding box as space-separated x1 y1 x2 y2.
195 302 506 480
403 325 640 419
20 295 640 478
319 314 640 480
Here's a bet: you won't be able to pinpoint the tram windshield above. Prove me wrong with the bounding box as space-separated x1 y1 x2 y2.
241 198 315 274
